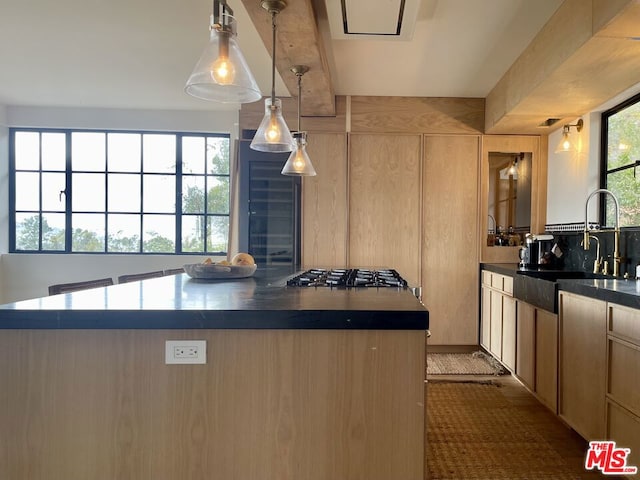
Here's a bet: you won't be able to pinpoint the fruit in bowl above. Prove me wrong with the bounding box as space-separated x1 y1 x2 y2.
231 252 255 266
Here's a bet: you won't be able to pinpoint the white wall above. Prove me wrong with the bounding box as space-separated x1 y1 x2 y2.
0 106 237 304
546 82 640 225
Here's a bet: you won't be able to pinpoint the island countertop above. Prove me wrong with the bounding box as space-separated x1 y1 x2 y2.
0 266 429 330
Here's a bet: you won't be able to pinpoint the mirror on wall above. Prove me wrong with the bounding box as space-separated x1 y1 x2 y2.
487 151 532 245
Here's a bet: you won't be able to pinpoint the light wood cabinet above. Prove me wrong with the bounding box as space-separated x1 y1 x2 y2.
349 133 422 286
302 133 348 267
516 301 535 391
558 291 607 440
536 309 558 413
481 270 515 368
422 135 479 345
607 303 640 469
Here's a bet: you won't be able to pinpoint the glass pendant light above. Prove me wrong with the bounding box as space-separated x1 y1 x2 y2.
282 65 316 176
250 1 294 153
185 0 261 104
554 119 583 153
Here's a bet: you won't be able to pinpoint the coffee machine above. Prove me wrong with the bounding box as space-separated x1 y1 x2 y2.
519 234 555 268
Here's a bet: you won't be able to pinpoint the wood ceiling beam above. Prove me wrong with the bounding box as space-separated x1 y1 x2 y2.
485 0 640 135
240 0 336 117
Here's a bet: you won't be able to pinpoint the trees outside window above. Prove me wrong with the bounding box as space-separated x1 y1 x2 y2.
602 93 640 228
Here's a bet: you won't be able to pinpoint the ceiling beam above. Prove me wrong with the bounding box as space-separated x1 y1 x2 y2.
240 0 336 116
485 0 640 134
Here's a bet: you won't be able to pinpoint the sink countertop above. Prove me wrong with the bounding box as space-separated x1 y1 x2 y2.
0 266 428 330
482 263 640 310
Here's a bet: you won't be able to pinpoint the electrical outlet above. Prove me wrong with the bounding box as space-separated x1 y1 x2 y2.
165 340 206 364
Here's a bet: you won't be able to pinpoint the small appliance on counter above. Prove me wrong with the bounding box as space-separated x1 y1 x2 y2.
519 234 558 269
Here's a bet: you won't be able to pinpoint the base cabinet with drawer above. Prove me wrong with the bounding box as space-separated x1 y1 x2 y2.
607 303 640 470
481 270 515 371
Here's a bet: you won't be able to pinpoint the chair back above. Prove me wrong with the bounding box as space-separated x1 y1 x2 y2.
117 270 165 284
48 277 114 295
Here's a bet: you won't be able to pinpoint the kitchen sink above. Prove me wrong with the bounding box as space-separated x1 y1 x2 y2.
513 270 604 313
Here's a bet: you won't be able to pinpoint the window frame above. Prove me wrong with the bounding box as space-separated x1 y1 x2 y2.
9 127 231 255
600 91 640 228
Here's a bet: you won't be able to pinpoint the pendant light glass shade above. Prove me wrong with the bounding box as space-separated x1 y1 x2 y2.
250 97 294 152
282 132 316 176
185 12 261 104
554 126 572 153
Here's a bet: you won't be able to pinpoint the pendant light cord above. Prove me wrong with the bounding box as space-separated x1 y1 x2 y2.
270 10 277 103
297 73 302 132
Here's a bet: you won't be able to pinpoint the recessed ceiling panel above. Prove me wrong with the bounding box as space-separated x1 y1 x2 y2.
326 0 420 40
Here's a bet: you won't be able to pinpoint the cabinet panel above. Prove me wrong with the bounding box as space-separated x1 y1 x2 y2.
608 338 640 416
349 134 421 286
422 135 479 345
481 286 491 350
302 133 348 268
607 400 640 471
502 295 516 371
559 292 607 440
536 309 558 413
490 290 503 358
609 303 640 344
516 301 535 390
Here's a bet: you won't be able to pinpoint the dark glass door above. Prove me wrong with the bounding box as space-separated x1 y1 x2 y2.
238 141 301 268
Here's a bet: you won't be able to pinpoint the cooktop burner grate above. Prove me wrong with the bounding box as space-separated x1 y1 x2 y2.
286 268 408 288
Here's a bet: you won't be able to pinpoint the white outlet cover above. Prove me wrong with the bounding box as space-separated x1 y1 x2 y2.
165 340 206 364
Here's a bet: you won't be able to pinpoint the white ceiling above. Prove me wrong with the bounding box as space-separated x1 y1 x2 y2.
0 0 563 112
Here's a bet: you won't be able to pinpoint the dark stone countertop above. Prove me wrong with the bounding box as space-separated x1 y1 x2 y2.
0 266 429 330
482 263 640 311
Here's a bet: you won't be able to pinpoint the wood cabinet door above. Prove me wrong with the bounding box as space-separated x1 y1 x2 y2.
536 309 558 413
516 301 535 391
349 134 422 286
501 295 516 371
302 133 348 268
489 289 503 359
422 135 479 345
481 285 491 350
558 292 607 439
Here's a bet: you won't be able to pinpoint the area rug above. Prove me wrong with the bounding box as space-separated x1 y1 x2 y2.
426 351 507 375
426 381 595 479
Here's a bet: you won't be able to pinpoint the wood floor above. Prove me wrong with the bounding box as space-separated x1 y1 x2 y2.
425 374 624 480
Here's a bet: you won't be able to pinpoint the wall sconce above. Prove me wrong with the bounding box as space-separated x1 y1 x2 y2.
281 65 316 176
185 0 261 104
250 1 294 153
555 119 583 153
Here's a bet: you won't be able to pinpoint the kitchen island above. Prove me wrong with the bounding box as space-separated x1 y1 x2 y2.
0 267 428 480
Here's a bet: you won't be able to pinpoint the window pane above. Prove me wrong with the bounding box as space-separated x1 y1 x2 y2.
143 134 176 173
15 213 40 250
108 133 141 172
42 213 65 250
207 216 229 252
182 215 204 252
108 174 141 212
207 137 229 174
72 213 105 252
42 172 66 211
207 176 229 214
143 215 175 252
182 136 205 174
182 176 205 213
72 173 105 211
15 172 40 210
72 132 106 171
15 132 40 170
606 168 640 228
108 214 141 252
42 133 66 171
143 175 175 213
